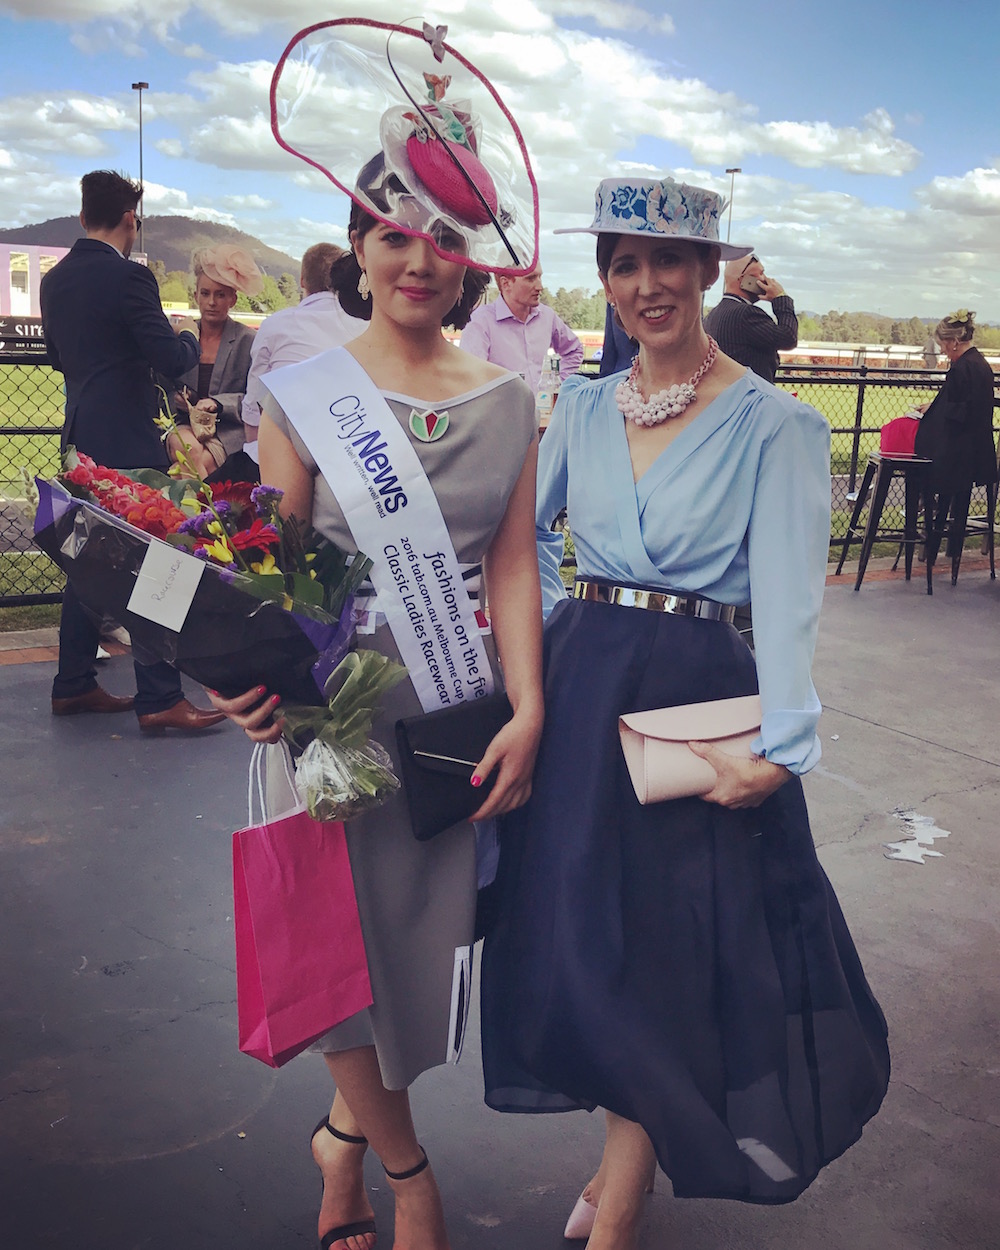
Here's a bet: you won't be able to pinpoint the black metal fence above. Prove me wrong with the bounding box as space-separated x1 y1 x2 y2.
0 354 65 606
774 363 999 544
1 358 998 607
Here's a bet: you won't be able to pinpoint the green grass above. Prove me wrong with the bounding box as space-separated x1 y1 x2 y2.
0 602 61 631
0 364 65 426
0 549 63 601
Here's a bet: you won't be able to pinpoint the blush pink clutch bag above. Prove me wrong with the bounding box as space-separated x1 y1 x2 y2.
618 694 762 804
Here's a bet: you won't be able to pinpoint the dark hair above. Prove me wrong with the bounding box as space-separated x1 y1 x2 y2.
596 233 619 278
329 200 488 329
81 169 141 231
596 231 721 282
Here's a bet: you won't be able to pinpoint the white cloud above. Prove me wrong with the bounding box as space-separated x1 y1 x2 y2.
542 0 675 34
917 165 1000 215
0 92 132 157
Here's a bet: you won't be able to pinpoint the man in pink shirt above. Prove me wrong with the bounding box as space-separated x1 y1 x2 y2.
459 263 584 393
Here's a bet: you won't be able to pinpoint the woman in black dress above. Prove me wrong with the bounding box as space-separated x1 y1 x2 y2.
915 309 998 569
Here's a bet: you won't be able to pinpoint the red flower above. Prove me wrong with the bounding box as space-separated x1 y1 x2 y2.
229 518 280 551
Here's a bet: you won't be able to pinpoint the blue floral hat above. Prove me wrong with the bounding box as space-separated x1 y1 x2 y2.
555 176 752 260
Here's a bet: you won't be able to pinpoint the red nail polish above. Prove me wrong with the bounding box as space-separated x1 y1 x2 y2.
271 694 282 705
470 775 482 788
257 685 267 696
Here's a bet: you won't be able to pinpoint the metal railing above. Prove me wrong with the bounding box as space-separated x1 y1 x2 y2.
774 363 999 539
0 354 65 605
2 358 998 607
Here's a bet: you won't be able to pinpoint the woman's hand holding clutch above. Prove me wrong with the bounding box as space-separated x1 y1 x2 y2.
687 741 790 810
469 704 544 822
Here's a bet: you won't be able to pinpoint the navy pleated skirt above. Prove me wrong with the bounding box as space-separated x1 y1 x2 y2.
481 597 889 1204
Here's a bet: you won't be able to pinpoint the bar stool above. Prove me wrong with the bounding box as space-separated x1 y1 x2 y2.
834 452 934 592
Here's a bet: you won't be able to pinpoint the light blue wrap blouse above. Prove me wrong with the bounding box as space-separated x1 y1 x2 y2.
536 370 831 775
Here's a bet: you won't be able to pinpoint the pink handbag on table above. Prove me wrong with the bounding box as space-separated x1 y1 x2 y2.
233 745 372 1068
618 694 762 804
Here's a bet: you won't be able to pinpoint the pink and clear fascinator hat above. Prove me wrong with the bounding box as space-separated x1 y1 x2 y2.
193 244 264 297
556 176 752 261
270 17 539 277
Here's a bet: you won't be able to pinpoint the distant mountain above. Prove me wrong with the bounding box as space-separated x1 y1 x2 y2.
0 215 299 279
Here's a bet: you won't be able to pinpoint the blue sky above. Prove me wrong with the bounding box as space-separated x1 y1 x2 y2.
1 0 998 319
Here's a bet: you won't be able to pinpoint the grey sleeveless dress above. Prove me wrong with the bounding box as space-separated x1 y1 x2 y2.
263 368 536 1089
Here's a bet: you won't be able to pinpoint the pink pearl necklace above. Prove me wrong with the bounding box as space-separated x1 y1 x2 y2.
616 337 719 427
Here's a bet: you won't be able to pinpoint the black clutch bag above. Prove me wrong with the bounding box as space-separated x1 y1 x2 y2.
395 692 513 841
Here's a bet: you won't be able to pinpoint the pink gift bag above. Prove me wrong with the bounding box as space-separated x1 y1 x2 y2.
233 746 372 1068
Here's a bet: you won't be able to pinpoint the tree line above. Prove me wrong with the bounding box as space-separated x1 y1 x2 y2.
149 259 301 314
150 263 1000 349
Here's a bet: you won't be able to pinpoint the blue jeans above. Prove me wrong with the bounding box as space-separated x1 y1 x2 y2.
52 582 183 716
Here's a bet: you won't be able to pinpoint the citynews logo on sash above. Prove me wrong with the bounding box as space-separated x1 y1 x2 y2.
332 394 408 517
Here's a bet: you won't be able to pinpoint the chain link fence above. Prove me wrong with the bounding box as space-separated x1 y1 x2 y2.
2 357 998 606
0 355 64 605
774 364 999 541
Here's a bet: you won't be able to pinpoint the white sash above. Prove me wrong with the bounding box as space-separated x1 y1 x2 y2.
263 348 494 713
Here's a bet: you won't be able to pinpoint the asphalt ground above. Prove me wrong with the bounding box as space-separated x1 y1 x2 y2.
1 564 998 1250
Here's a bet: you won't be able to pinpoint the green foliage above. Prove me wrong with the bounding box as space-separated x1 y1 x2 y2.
236 273 293 314
798 315 822 339
159 278 190 306
543 286 607 330
277 272 300 304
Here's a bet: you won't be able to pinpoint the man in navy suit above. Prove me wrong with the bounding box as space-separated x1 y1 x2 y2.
41 169 224 731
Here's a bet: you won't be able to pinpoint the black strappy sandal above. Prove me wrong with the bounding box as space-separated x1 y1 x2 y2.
383 1146 429 1183
311 1118 377 1250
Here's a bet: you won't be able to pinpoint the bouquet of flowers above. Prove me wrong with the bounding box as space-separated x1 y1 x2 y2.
34 446 407 820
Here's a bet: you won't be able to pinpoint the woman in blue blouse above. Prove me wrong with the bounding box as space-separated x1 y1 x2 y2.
482 177 889 1249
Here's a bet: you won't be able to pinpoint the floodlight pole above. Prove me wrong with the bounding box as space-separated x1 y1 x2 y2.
725 167 741 242
132 82 149 252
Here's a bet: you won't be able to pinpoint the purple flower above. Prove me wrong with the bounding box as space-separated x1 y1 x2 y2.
251 484 284 517
179 513 210 536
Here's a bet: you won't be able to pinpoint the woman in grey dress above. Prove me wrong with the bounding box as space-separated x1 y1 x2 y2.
209 202 544 1250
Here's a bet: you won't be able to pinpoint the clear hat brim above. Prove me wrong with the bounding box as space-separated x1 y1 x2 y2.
271 19 540 277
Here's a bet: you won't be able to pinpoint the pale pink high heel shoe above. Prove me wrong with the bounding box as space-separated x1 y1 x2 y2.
563 1177 655 1240
563 1193 598 1240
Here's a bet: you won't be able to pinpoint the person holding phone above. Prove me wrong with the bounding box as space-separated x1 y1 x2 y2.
703 253 798 384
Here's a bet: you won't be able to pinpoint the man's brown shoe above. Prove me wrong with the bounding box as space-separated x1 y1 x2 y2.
138 698 226 733
52 686 135 716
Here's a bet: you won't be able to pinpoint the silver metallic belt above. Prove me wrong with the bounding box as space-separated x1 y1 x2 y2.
573 578 737 623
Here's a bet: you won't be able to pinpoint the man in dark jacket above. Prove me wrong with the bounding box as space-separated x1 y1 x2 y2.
703 253 798 384
41 169 224 731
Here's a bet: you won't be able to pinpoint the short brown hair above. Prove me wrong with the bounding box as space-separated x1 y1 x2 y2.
300 243 345 296
81 169 141 232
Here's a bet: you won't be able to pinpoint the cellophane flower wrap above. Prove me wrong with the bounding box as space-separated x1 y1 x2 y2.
34 446 407 820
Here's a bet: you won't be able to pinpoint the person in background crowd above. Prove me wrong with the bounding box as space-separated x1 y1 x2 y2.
597 298 638 377
703 252 798 384
914 309 999 567
161 245 261 478
460 262 584 392
40 168 224 732
239 241 368 469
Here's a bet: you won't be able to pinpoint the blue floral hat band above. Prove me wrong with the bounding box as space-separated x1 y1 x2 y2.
556 175 752 261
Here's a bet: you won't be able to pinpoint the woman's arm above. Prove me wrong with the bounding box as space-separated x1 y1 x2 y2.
206 407 315 741
470 439 545 820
